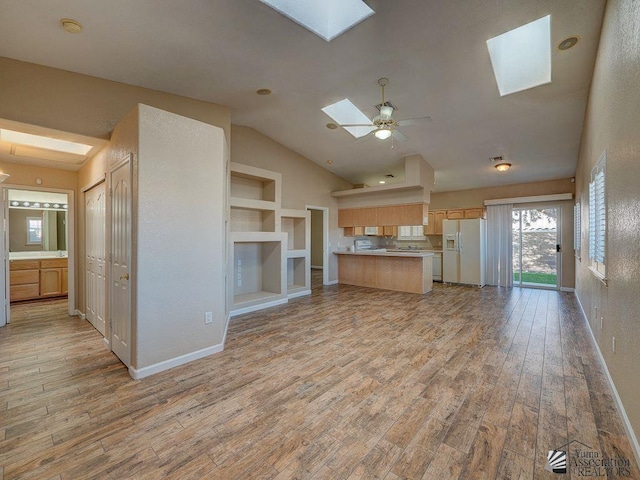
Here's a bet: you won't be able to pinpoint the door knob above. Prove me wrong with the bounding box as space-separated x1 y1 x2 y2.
120 273 129 280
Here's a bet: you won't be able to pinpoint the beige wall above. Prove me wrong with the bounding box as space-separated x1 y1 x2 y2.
429 178 575 210
430 179 576 289
0 57 231 142
230 126 353 282
0 58 230 315
573 0 640 452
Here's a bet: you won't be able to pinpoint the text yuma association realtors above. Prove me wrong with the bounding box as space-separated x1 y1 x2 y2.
572 448 632 477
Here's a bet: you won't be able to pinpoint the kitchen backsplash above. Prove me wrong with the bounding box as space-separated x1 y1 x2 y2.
353 234 442 250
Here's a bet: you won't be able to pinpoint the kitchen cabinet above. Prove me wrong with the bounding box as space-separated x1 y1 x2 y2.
424 212 436 235
376 203 427 226
338 207 377 227
464 208 485 219
343 226 364 237
382 225 398 236
445 209 465 220
427 208 485 235
339 203 428 229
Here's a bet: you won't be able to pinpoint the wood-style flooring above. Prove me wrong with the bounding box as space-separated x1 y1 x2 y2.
1 285 638 479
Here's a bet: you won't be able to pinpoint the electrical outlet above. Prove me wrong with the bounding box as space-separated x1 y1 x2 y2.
205 312 213 325
612 336 616 353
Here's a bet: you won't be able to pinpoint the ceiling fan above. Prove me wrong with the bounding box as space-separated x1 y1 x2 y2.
337 77 431 142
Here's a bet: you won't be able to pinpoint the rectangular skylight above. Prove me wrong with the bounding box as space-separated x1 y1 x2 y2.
322 99 376 138
486 15 551 96
0 128 93 155
260 0 374 42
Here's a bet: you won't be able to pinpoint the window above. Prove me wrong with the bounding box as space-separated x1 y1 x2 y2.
398 225 425 240
573 202 581 258
588 151 606 280
27 216 43 245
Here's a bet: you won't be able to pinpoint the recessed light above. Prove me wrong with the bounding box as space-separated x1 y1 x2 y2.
61 18 82 34
326 123 338 130
326 159 334 165
558 36 579 51
256 88 272 96
378 180 386 184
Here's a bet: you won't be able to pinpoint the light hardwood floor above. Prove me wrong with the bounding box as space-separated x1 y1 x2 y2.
1 285 638 479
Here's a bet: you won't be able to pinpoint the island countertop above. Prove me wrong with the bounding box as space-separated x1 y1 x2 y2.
334 250 433 294
333 250 434 258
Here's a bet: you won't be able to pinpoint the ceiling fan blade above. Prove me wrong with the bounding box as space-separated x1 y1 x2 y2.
391 129 408 142
396 116 432 127
338 123 375 127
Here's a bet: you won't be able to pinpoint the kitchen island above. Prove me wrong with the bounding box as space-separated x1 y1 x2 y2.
334 250 433 294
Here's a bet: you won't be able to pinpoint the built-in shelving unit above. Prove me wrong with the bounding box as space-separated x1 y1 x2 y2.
281 209 311 298
229 164 310 315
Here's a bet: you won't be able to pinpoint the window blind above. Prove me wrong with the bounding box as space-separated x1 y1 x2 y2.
588 152 606 268
573 202 580 251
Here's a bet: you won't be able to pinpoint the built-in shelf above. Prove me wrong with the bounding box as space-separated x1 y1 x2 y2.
287 256 310 298
228 165 311 313
231 236 287 313
280 209 311 298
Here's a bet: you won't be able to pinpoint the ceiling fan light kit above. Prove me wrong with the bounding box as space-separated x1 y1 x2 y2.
326 77 431 142
374 128 392 140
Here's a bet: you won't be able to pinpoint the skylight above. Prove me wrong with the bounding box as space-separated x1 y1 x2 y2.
260 0 374 42
321 99 376 138
486 15 551 96
0 128 93 155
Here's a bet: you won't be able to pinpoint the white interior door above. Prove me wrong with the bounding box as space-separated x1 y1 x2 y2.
110 157 132 366
85 182 106 335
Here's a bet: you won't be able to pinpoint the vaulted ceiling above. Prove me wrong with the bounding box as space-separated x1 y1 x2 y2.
0 0 606 191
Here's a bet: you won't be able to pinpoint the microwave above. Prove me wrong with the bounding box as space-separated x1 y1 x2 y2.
364 226 378 235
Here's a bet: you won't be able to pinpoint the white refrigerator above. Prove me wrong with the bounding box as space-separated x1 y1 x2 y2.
443 218 486 287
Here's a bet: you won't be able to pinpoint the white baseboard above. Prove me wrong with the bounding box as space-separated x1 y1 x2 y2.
560 286 575 292
287 289 311 299
574 292 640 467
326 279 338 285
128 343 225 380
102 337 110 349
229 297 288 317
75 310 86 320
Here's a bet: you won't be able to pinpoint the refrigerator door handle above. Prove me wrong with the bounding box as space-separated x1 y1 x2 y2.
458 232 462 252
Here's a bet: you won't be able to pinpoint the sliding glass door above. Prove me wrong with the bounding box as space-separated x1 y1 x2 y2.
512 207 559 289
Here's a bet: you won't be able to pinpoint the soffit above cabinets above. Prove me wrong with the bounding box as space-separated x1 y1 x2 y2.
0 118 108 171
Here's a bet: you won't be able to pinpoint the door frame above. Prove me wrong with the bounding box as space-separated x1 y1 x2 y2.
512 205 561 290
306 205 329 286
1 184 75 326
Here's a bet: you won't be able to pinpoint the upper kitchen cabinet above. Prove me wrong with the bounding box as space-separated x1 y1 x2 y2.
426 208 486 235
338 207 377 227
339 203 428 228
377 204 428 226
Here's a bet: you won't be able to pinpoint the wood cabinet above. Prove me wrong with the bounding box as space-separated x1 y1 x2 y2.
10 258 68 302
464 208 485 219
445 209 465 220
426 208 485 235
339 207 376 227
339 203 428 229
